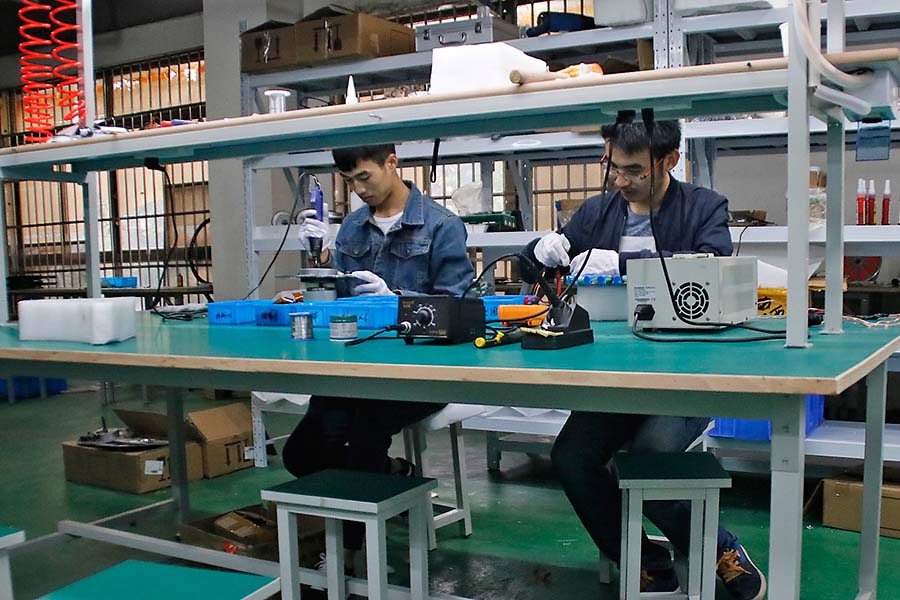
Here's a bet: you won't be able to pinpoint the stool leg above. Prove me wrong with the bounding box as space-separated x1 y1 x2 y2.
622 489 643 600
325 518 346 600
409 496 430 600
449 423 473 538
276 506 301 600
486 431 501 471
0 550 13 600
365 517 389 600
701 490 720 600
687 498 703 600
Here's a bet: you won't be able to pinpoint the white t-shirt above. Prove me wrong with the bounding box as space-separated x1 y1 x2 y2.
619 206 657 253
373 213 403 236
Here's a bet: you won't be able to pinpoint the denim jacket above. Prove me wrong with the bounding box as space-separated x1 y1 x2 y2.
523 177 732 275
334 182 475 296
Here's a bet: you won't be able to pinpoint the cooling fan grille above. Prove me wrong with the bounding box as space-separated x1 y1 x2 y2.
674 281 710 319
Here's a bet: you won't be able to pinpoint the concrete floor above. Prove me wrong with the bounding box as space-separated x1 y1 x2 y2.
2 384 899 599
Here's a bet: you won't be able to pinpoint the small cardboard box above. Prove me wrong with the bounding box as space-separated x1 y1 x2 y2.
823 476 900 539
178 503 325 566
294 11 414 66
186 403 255 478
240 21 298 73
62 408 203 494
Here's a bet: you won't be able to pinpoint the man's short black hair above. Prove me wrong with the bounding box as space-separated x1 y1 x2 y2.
331 144 397 172
601 120 681 159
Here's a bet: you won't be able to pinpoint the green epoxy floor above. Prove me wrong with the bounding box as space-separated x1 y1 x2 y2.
2 386 899 599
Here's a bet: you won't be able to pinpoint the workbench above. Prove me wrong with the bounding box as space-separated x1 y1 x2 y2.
0 313 895 600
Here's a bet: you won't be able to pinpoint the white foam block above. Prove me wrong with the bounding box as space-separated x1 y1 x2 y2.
430 42 547 95
18 298 138 345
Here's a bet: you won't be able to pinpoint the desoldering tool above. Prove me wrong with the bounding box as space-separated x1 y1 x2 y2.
474 328 525 348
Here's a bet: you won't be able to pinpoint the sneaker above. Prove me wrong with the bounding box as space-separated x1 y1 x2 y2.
640 567 680 594
716 543 767 600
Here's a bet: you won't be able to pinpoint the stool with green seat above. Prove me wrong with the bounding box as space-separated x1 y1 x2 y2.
36 560 278 599
262 469 436 600
614 451 731 600
1 526 25 599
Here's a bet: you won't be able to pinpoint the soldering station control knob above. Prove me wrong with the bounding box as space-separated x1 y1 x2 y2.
414 305 436 328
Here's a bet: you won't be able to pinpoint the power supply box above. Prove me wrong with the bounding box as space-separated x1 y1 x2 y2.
626 255 758 330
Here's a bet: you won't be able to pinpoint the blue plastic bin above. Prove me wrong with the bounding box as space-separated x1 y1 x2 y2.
0 377 67 399
255 302 330 327
327 296 399 329
208 300 268 325
709 394 825 440
101 276 138 288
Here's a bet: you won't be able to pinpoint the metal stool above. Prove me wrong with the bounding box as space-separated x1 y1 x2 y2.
36 559 278 599
403 403 488 549
614 452 731 600
263 469 436 600
1 526 24 600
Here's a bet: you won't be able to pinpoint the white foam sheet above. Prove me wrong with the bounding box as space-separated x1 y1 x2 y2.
18 297 139 345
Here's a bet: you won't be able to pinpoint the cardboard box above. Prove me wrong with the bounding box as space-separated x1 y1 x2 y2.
240 21 298 73
823 476 900 539
187 403 255 478
294 12 414 66
62 407 204 493
178 503 325 566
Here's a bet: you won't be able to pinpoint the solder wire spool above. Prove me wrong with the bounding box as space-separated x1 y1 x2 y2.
290 312 315 341
330 314 358 342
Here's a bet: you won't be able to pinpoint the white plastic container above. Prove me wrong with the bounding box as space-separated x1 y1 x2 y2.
571 276 628 321
593 0 651 26
18 297 138 345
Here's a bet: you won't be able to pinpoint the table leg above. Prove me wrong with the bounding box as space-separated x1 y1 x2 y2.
858 362 886 600
767 393 805 600
165 387 189 522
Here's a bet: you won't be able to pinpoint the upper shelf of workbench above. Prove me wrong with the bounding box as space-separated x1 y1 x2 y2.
0 48 897 180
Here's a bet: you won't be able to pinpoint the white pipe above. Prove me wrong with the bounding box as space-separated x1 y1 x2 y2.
792 0 871 89
813 83 871 117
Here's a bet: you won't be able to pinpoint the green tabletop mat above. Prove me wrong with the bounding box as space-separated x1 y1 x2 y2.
37 560 273 599
0 313 895 381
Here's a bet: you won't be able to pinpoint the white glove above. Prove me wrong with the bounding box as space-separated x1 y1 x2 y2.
570 249 620 276
351 270 393 296
298 204 335 251
534 232 571 268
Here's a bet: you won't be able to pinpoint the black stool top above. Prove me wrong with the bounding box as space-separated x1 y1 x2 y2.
263 469 436 505
614 452 731 488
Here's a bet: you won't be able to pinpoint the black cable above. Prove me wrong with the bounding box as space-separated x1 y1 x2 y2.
144 159 193 321
344 324 401 346
462 252 522 298
243 173 320 301
631 317 787 343
187 217 211 285
735 223 751 257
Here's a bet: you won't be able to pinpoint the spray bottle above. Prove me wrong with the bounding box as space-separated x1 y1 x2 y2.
883 180 892 226
867 179 877 225
856 178 866 225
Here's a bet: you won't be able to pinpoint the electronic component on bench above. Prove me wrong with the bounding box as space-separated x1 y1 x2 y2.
397 296 485 344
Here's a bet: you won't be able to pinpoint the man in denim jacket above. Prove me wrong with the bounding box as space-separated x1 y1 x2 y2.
282 143 475 570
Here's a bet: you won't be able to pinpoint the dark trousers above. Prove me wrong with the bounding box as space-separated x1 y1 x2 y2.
550 411 737 570
282 396 445 550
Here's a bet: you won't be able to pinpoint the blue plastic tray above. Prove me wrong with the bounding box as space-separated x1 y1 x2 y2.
709 394 825 440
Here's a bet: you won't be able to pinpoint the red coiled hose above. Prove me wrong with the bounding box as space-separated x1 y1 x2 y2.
50 0 85 125
18 0 56 142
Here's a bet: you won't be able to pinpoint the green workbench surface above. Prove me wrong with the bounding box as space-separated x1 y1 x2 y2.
0 313 895 396
37 560 274 599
